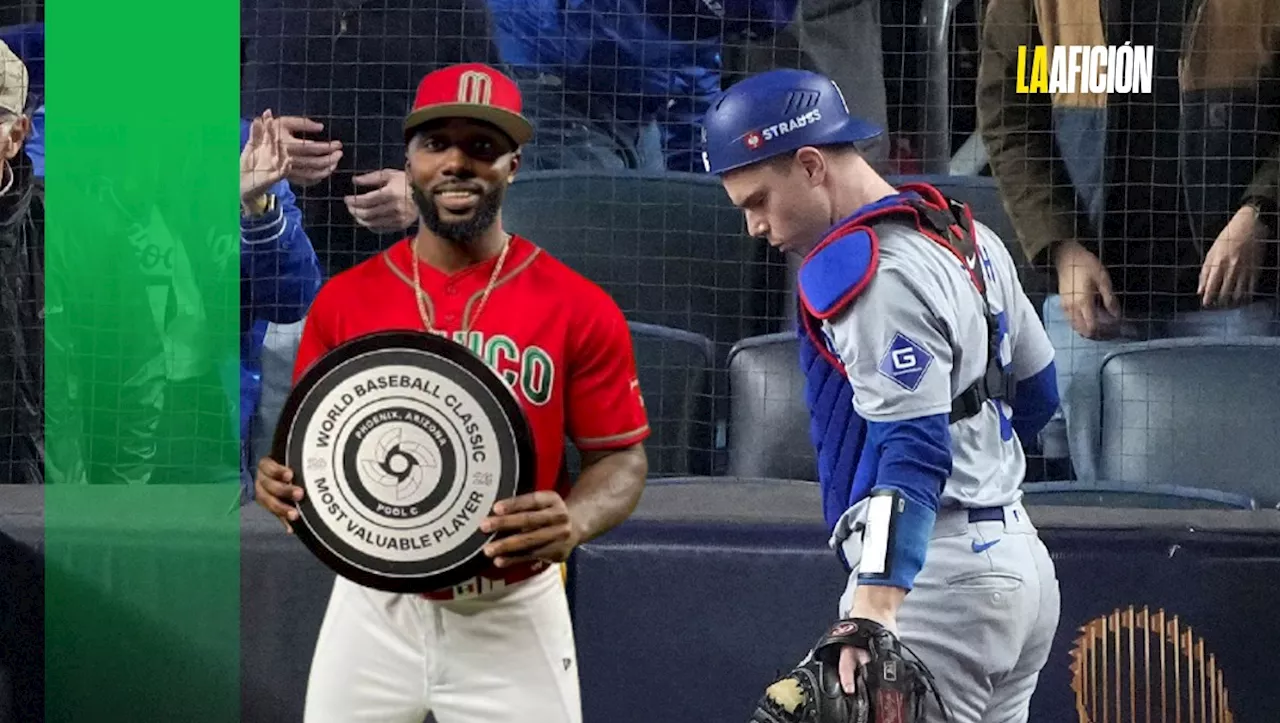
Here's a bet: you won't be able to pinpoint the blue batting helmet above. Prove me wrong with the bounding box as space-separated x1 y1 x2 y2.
701 69 882 176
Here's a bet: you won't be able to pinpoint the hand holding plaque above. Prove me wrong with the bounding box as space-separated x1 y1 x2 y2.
480 490 581 568
254 456 305 533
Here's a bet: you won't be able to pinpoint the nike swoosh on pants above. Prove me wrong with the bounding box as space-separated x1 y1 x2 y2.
971 539 1001 553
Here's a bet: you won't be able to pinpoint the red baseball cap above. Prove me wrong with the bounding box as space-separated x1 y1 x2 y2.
403 63 534 146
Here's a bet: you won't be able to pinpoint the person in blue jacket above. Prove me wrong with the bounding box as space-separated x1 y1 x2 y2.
21 31 319 490
239 110 323 500
487 0 795 173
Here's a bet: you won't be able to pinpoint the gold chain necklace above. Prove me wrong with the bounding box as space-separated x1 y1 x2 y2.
410 235 513 335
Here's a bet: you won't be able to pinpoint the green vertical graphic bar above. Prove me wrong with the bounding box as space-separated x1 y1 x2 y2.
44 1 241 721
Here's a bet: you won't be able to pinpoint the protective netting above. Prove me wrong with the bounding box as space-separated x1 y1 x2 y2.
3 0 1277 512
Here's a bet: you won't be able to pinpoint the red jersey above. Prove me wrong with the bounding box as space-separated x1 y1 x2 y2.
293 235 651 502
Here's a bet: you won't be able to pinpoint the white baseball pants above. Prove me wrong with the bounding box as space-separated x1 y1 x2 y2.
303 566 581 723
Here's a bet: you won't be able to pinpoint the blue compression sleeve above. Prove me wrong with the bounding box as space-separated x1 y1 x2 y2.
856 414 951 590
1011 361 1059 444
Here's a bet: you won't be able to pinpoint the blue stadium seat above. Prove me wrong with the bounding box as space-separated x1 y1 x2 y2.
503 170 792 359
725 333 816 481
1020 481 1257 510
1069 338 1280 508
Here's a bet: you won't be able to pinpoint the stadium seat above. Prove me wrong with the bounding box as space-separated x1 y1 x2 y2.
502 170 792 359
563 323 716 479
725 333 816 481
628 323 717 476
1020 481 1257 510
1069 338 1280 508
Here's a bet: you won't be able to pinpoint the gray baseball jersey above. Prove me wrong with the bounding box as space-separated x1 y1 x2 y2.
815 214 1062 723
820 219 1055 510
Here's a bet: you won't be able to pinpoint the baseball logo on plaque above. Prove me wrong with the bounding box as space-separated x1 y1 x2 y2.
272 331 536 593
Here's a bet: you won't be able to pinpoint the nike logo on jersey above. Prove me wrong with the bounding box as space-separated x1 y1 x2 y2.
971 539 1001 554
962 249 995 276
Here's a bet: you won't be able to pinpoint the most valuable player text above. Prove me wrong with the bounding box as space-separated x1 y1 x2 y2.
312 475 488 551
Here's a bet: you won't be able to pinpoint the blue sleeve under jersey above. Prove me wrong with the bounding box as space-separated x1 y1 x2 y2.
865 415 952 512
853 415 951 590
1011 361 1059 445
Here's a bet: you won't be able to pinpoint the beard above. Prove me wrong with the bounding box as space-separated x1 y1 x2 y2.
412 180 505 245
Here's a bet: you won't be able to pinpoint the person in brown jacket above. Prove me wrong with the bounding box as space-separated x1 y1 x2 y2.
978 0 1279 478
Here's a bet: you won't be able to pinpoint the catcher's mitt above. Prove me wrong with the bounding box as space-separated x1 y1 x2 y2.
750 618 947 723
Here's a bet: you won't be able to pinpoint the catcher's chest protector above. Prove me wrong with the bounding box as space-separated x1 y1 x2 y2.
795 183 1014 424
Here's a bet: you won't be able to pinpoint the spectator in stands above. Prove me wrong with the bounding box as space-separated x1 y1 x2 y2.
22 89 37 175
238 110 323 502
0 39 40 484
486 0 796 173
0 23 40 177
241 0 501 273
35 59 321 492
978 0 1279 476
8 21 74 489
724 0 889 167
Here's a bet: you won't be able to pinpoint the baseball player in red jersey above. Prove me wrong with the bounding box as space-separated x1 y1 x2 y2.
254 63 651 723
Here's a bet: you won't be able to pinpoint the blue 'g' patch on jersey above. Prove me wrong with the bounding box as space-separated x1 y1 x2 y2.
877 332 933 392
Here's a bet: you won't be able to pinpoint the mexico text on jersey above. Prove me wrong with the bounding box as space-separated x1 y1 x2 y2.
291 235 652 501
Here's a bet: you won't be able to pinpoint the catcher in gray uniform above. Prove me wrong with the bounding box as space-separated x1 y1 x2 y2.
701 69 1063 723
